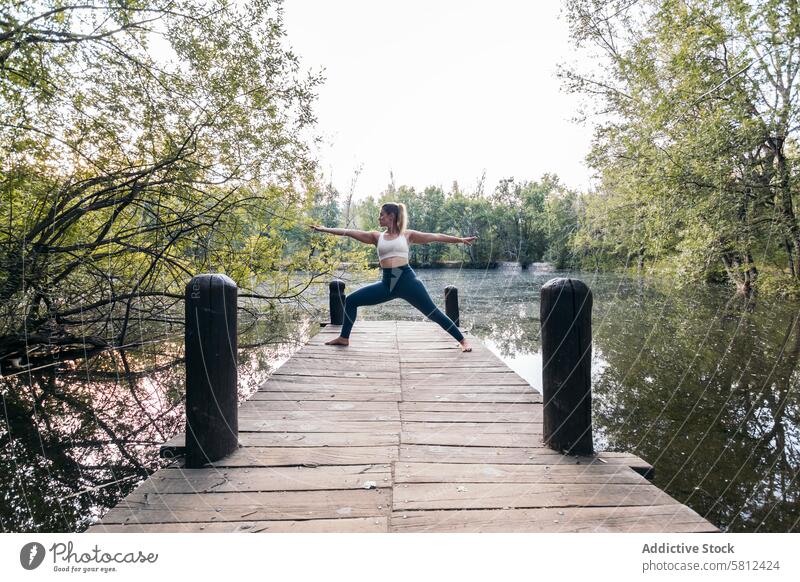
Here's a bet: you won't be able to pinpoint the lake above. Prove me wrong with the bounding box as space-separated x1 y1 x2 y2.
1 265 797 532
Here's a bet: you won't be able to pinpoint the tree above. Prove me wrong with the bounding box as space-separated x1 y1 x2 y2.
0 1 357 363
563 0 800 295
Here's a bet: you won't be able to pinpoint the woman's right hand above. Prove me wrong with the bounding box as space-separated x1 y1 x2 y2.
310 224 325 232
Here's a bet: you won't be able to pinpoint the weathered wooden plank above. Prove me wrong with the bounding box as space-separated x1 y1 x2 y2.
246 400 399 412
316 328 396 334
400 402 542 413
400 374 532 392
324 320 392 327
134 465 391 494
390 506 718 533
589 452 655 479
389 344 465 350
399 352 500 360
287 350 399 360
258 382 401 393
272 369 399 379
396 391 541 403
251 391 401 402
401 422 542 433
401 364 511 372
402 375 530 386
402 384 533 393
207 446 399 467
394 462 646 484
402 431 543 447
398 445 651 476
303 347 399 354
100 489 391 523
393 483 678 511
400 344 495 351
297 349 399 358
400 444 553 464
237 409 401 422
88 517 389 533
400 411 542 423
262 375 398 386
277 359 399 372
237 432 398 447
238 420 402 433
311 335 397 342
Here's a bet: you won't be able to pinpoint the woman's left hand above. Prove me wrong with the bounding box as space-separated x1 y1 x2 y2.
461 236 478 245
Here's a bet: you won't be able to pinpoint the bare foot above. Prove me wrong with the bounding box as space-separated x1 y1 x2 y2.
325 336 349 346
459 339 472 352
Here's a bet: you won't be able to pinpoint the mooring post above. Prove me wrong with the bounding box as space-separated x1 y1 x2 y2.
445 285 460 327
184 273 239 468
540 277 593 455
329 279 346 325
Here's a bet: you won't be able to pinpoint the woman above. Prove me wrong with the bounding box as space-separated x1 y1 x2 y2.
310 202 477 352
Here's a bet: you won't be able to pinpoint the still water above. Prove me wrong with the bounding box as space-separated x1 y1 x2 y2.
1 265 798 532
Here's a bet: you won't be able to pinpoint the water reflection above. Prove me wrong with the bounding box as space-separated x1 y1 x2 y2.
360 266 799 532
0 309 313 532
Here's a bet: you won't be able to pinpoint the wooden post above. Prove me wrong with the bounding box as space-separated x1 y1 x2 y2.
540 277 593 455
184 274 239 468
329 279 346 325
444 285 460 327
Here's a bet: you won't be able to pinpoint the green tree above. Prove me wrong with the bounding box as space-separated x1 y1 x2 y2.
563 0 800 295
0 1 360 361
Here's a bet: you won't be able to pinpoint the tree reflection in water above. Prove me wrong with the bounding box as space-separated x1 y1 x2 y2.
0 310 312 532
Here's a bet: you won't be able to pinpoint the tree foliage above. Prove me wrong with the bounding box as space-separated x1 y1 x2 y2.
0 1 364 363
350 175 580 268
563 0 800 295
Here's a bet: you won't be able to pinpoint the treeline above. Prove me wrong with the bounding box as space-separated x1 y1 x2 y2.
562 0 800 297
313 174 580 268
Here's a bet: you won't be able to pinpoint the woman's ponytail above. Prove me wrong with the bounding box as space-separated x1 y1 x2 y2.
397 202 408 233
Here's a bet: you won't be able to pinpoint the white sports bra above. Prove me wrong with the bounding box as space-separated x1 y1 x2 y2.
377 231 409 261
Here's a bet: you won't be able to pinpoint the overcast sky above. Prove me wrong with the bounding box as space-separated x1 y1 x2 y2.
282 0 595 200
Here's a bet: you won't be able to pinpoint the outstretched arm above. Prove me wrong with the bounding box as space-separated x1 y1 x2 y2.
406 229 478 245
310 225 378 245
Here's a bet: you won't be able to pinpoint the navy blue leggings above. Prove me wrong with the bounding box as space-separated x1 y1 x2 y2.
340 265 464 342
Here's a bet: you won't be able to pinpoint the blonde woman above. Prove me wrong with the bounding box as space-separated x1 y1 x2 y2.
311 202 477 352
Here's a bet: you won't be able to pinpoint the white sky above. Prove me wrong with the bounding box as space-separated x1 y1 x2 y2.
282 0 596 201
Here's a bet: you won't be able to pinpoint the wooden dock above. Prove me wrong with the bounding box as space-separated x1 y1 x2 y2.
88 321 718 533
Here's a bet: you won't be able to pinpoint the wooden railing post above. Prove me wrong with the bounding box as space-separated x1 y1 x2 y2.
445 285 460 327
540 277 593 455
184 273 239 468
329 279 346 325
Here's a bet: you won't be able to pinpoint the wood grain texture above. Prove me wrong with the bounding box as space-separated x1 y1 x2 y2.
94 321 712 533
88 517 389 533
208 446 399 467
393 462 647 484
390 506 718 533
134 465 391 494
100 489 391 523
